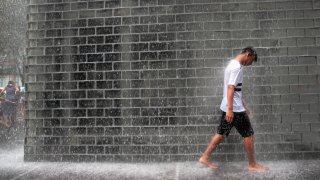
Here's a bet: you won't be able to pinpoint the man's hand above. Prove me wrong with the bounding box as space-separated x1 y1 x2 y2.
226 85 235 123
226 110 234 123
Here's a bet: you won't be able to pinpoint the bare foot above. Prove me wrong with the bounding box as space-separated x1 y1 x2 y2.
199 156 218 170
0 121 9 127
248 164 269 172
5 121 11 127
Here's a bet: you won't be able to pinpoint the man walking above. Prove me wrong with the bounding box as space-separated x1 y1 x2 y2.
199 47 269 172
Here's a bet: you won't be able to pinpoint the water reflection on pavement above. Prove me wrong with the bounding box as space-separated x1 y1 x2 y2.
0 148 319 180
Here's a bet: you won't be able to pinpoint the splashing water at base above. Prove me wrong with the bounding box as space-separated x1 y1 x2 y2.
0 148 319 180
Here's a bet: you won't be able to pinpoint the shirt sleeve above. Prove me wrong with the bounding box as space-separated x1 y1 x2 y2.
228 68 241 86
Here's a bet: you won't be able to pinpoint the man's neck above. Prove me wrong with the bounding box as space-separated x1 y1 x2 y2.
234 54 244 65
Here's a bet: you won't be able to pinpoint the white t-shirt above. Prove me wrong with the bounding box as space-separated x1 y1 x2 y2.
220 59 246 112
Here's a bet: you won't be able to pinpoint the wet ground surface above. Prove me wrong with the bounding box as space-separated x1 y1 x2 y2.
0 148 319 180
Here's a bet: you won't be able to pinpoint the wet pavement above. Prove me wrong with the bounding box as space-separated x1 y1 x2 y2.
0 148 319 180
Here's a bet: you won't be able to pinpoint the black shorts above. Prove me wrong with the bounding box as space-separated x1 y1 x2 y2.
217 111 254 138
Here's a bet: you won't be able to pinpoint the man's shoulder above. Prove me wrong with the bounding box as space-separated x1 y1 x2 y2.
226 60 241 71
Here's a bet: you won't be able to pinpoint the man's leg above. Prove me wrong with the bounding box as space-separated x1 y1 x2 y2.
7 114 12 127
10 114 15 126
0 116 6 126
244 135 269 171
3 115 10 127
199 133 224 169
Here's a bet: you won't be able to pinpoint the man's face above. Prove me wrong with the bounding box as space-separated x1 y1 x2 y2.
243 54 255 66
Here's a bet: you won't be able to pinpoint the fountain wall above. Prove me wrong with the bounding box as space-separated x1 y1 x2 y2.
25 0 320 162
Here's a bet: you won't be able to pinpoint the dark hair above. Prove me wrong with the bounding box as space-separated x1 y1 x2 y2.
241 46 257 62
7 81 15 86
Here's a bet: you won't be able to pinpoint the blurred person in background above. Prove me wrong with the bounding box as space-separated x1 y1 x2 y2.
0 81 19 127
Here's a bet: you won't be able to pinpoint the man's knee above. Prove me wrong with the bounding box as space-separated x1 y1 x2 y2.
243 135 254 142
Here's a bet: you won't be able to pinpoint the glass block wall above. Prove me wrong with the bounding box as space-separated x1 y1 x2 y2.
25 0 320 162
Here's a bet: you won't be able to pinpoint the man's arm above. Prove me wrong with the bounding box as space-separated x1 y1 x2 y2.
226 85 235 123
0 87 6 95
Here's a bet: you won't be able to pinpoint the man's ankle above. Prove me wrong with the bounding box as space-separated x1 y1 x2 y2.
200 154 210 160
248 162 257 167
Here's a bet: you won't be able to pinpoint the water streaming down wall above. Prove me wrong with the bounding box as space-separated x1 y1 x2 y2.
25 0 320 162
